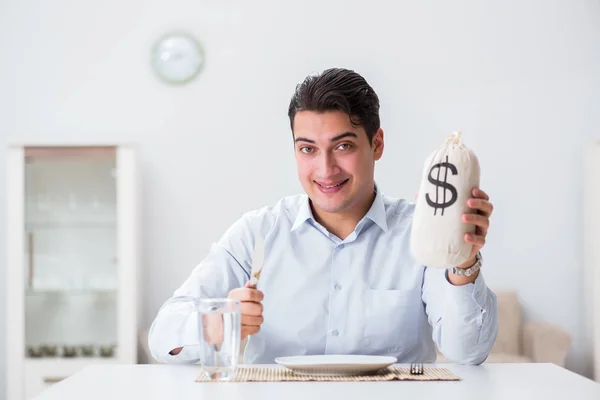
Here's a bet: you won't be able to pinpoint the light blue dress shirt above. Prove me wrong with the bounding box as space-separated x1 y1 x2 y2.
148 187 498 365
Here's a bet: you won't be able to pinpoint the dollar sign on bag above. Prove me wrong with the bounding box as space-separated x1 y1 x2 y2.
426 155 457 216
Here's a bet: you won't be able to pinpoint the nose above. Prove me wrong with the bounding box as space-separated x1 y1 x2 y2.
318 152 341 178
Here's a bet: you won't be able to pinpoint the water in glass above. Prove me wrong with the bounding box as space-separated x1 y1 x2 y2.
197 298 241 381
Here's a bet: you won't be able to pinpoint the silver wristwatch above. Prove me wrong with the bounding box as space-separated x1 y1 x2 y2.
451 252 483 277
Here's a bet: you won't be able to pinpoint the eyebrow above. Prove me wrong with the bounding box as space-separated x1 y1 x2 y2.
294 132 358 144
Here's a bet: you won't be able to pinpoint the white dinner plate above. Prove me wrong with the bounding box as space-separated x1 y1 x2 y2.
274 355 397 376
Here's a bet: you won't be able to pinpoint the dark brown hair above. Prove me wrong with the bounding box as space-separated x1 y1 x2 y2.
287 68 381 144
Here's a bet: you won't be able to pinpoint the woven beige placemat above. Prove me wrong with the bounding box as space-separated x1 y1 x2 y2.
195 366 460 382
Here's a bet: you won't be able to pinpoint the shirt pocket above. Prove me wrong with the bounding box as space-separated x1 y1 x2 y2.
363 288 420 354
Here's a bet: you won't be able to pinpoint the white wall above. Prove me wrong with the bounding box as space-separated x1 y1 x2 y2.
1 0 600 395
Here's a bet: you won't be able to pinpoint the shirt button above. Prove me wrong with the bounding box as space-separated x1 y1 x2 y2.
332 330 340 337
338 244 345 249
334 284 342 291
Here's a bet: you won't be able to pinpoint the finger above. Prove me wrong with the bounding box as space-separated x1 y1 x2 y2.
242 325 260 339
465 232 486 247
228 287 264 303
241 301 263 317
202 314 224 346
474 225 487 237
462 214 490 232
467 199 494 217
472 188 489 201
241 314 264 327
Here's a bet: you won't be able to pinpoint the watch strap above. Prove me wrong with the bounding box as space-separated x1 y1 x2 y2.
452 252 482 277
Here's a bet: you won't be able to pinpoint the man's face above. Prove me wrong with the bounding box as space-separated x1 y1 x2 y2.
292 110 384 215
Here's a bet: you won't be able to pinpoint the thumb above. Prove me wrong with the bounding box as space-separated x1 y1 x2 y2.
245 280 255 289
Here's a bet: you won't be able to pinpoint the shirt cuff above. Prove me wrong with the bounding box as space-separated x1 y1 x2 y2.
175 345 202 362
444 269 489 314
155 311 203 363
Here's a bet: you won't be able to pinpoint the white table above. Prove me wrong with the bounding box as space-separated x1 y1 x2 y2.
34 363 600 400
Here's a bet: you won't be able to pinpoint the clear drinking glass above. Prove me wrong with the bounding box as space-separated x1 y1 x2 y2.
196 298 241 381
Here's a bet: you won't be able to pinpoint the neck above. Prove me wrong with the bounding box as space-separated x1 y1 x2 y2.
311 186 376 240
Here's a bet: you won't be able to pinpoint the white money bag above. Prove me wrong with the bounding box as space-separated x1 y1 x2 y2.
410 131 480 269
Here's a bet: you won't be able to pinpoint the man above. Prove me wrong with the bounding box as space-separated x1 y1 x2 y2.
148 68 498 365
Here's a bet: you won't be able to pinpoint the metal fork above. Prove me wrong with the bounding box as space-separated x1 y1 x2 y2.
410 363 424 375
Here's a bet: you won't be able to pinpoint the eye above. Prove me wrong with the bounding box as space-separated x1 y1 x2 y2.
337 143 353 150
299 146 314 154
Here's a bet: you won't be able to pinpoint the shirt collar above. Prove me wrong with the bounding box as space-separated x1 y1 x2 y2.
290 195 314 232
363 186 388 233
290 184 388 233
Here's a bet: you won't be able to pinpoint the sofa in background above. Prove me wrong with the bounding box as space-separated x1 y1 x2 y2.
435 291 572 367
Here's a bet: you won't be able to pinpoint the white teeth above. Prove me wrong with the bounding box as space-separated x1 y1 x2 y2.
322 181 345 188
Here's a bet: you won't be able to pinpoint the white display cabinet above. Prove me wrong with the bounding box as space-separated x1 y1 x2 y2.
6 144 140 400
585 139 600 382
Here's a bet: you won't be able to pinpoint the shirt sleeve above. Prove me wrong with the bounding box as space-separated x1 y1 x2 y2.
147 213 261 364
421 266 499 365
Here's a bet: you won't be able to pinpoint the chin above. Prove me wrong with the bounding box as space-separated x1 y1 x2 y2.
312 196 354 214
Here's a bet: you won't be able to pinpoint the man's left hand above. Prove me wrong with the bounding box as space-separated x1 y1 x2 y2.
458 188 494 268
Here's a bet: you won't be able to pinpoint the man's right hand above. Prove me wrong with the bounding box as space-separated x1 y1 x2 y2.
228 282 264 340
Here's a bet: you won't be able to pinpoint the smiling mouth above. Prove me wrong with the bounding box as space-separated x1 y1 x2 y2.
315 179 349 189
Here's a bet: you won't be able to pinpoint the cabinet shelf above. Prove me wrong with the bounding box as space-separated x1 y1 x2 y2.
25 289 117 296
26 222 116 229
25 357 118 366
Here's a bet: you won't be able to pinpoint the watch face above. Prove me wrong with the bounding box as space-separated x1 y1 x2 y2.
151 32 205 85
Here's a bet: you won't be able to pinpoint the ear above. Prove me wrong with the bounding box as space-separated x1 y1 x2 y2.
372 128 384 160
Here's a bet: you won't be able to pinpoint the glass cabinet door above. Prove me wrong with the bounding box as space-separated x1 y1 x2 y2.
23 146 118 359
